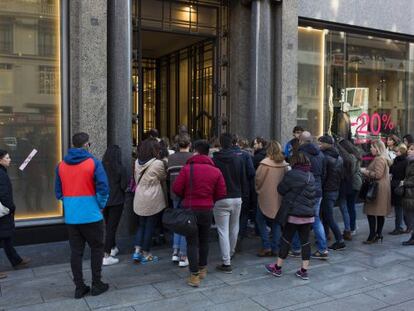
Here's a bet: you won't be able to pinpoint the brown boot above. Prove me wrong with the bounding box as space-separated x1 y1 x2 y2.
0 272 7 279
199 266 208 279
343 231 352 241
187 273 200 287
257 249 273 257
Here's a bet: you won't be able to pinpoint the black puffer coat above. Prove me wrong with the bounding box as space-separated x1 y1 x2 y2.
322 147 344 192
298 143 326 197
390 155 408 206
0 164 16 238
277 168 316 219
402 160 414 210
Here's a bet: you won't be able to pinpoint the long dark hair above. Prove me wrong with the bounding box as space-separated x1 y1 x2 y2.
102 145 122 178
137 138 160 163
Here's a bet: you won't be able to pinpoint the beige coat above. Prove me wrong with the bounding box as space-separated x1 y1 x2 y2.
133 158 167 217
363 156 391 216
255 158 289 219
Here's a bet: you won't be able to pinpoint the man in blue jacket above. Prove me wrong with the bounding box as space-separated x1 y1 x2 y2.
55 132 109 299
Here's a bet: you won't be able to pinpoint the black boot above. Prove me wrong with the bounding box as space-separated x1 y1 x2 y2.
74 284 90 299
91 281 109 296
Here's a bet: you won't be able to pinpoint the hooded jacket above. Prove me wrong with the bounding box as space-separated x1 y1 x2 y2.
232 146 255 179
321 146 344 192
55 148 109 224
173 154 227 210
298 143 326 197
213 148 248 199
0 164 15 238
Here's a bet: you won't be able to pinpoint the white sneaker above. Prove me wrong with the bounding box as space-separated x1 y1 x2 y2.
172 253 179 262
178 258 189 267
351 230 357 236
110 247 119 257
103 256 119 266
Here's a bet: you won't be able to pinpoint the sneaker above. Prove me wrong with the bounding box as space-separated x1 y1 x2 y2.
288 250 301 258
74 285 90 299
351 230 357 236
311 250 329 260
110 247 119 257
171 253 179 263
103 256 119 266
199 266 208 279
13 257 31 270
132 252 142 262
216 264 232 274
265 263 282 277
295 269 309 280
389 229 404 235
328 241 346 251
141 254 159 264
178 257 189 268
187 273 200 287
91 281 109 296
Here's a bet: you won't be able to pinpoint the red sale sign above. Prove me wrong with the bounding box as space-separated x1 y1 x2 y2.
351 112 394 136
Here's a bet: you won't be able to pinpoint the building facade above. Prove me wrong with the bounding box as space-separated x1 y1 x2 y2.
1 0 414 241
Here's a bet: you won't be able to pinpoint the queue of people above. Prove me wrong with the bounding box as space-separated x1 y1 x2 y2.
1 126 414 298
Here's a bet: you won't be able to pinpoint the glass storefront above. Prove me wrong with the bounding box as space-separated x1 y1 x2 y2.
0 0 62 222
298 26 414 144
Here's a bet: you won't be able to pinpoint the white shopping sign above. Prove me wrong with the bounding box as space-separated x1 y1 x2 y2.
19 149 38 171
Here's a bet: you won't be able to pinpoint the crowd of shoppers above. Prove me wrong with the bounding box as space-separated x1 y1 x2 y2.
3 125 414 298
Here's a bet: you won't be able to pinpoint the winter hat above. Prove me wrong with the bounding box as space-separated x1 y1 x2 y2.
318 134 334 145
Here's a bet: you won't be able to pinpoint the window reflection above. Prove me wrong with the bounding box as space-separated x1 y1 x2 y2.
0 0 62 220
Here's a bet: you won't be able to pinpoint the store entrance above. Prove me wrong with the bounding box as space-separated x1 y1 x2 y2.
132 31 215 146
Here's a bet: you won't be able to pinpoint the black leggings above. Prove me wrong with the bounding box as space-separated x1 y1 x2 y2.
367 215 385 239
279 222 312 260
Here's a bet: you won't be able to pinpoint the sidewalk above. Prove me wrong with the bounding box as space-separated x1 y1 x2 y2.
1 217 414 311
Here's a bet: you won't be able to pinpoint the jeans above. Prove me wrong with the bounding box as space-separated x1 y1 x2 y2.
321 191 343 243
186 210 213 273
134 213 159 252
292 197 327 252
103 204 123 254
67 221 104 287
279 222 312 260
0 236 23 266
256 207 281 252
214 198 242 265
339 190 358 232
172 200 187 255
394 204 410 231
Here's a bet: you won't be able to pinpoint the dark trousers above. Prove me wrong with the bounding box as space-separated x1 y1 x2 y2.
0 236 22 266
67 221 104 287
238 198 250 239
103 204 124 254
279 222 312 261
394 204 410 231
134 213 159 252
186 210 213 273
367 215 385 239
404 209 414 240
321 191 343 242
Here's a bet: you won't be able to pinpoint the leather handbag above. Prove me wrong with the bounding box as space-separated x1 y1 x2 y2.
162 164 198 236
359 179 379 202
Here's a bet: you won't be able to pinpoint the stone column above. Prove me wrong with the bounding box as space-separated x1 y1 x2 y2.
107 0 132 167
249 0 273 139
273 0 298 145
70 0 107 158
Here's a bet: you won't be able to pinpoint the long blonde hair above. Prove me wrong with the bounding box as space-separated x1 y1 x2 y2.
371 139 392 166
266 140 285 163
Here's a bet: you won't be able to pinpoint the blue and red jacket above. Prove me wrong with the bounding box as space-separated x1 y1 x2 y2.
55 148 109 224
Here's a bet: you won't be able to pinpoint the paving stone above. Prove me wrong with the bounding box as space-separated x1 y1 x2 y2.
308 273 377 296
204 298 267 311
0 290 43 310
251 285 328 310
152 273 225 298
111 269 180 289
133 292 214 311
85 285 161 309
309 293 389 311
308 261 369 281
395 246 414 259
360 263 414 283
32 263 71 277
200 284 248 304
6 299 89 311
0 268 35 284
365 280 414 305
378 299 414 311
354 251 410 268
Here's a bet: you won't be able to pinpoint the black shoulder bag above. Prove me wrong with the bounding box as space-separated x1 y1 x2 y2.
162 164 198 236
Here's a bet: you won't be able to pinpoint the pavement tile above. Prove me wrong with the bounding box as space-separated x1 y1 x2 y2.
0 290 43 310
395 246 414 259
308 261 370 281
0 268 35 284
365 280 414 305
251 285 327 310
32 263 71 277
6 299 89 311
133 292 214 311
152 273 225 298
85 285 161 309
378 299 414 311
360 263 414 283
309 293 389 311
200 284 248 304
203 298 267 311
354 251 410 268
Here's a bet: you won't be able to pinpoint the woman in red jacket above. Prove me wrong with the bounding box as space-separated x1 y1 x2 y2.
173 140 226 288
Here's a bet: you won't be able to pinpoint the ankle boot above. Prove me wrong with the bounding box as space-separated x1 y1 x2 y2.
343 230 352 241
199 266 208 279
187 273 200 287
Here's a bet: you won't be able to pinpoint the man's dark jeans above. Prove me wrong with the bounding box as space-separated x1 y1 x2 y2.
67 221 104 287
321 191 343 242
0 236 23 266
186 210 213 273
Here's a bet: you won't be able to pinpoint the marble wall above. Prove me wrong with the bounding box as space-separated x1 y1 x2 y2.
70 0 107 158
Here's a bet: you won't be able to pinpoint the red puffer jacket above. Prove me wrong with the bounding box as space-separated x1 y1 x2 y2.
173 154 227 210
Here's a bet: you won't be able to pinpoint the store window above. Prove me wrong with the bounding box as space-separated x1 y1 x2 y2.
0 0 62 221
298 26 414 146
